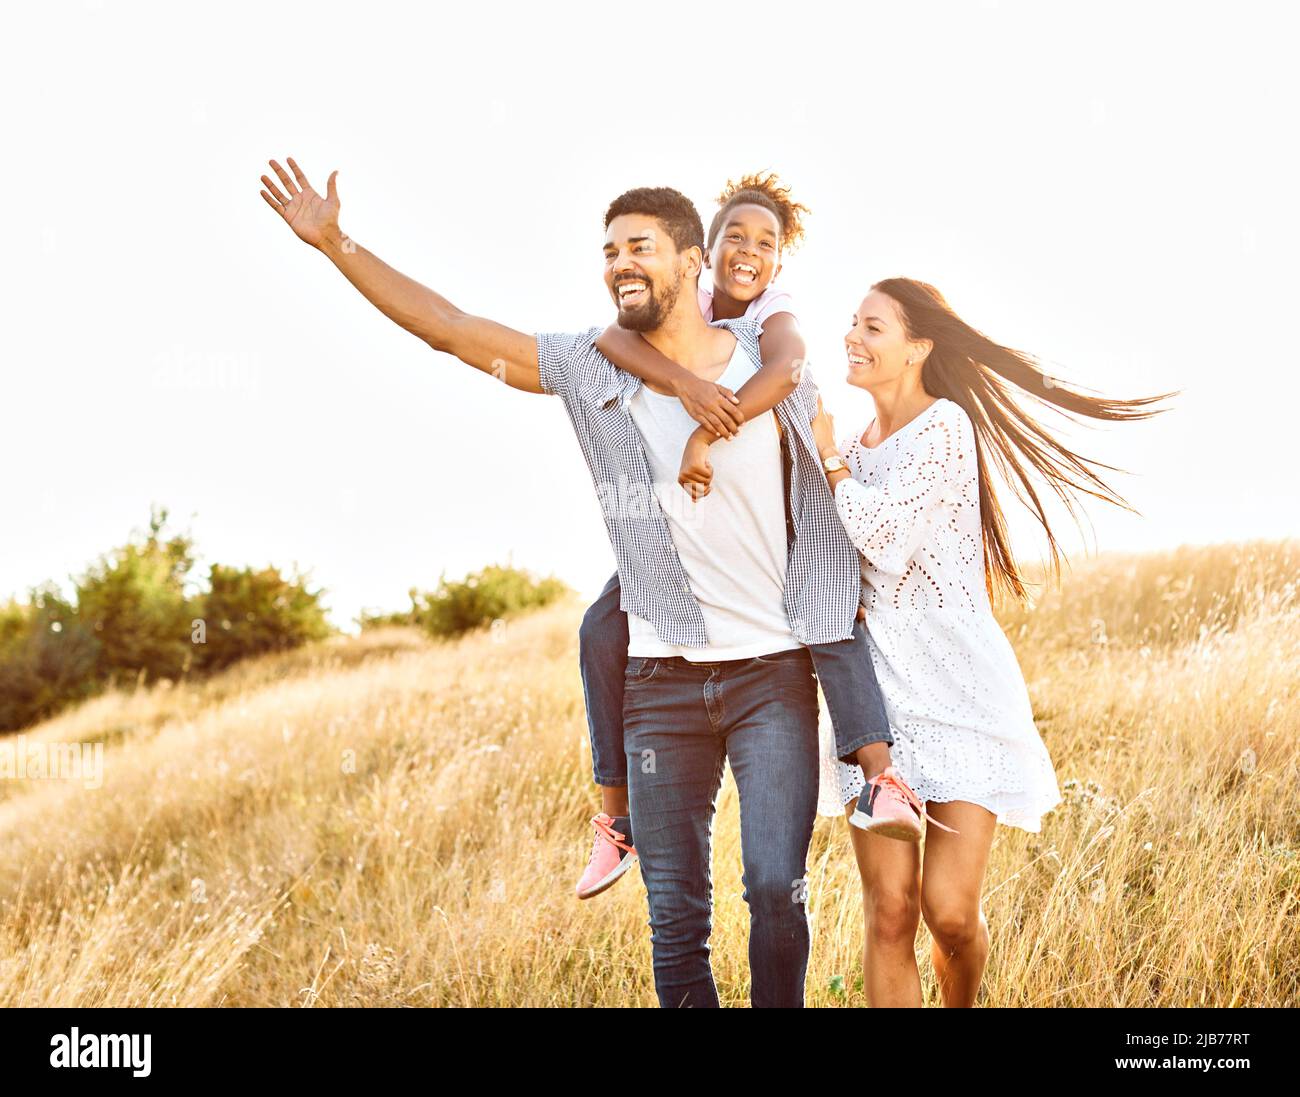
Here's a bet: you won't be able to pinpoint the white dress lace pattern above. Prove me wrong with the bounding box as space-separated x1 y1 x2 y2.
817 397 1063 833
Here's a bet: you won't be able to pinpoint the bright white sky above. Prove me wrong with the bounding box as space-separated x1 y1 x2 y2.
2 1 1297 632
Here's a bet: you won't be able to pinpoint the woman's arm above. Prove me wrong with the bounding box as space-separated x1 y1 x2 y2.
595 325 745 439
811 398 971 576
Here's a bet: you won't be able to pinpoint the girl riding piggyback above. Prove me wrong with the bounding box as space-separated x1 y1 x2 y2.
574 173 907 900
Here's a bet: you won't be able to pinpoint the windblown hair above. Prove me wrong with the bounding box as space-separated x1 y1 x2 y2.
872 277 1178 603
707 170 811 254
603 186 704 255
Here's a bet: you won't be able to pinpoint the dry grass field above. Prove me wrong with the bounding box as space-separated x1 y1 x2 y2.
0 540 1295 1007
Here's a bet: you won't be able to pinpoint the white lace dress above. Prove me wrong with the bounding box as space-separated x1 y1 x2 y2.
814 397 1062 833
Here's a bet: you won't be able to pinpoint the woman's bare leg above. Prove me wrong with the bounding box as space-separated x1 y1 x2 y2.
844 802 923 1007
918 800 997 1007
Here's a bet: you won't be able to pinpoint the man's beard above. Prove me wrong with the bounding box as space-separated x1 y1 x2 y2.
617 271 681 332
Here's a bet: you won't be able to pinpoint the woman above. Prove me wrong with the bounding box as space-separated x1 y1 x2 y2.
808 277 1174 1007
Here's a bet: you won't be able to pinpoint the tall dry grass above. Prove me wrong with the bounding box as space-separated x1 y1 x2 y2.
0 540 1295 1006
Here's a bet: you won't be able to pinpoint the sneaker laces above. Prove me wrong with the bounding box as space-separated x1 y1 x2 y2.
868 769 960 834
590 812 634 853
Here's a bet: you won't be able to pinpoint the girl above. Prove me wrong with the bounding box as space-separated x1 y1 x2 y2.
575 175 910 899
809 277 1175 1005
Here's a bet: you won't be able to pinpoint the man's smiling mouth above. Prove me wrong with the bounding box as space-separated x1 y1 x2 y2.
616 279 649 305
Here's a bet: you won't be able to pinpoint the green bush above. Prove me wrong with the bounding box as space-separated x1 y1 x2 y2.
0 505 568 732
354 604 418 631
72 508 197 687
0 505 338 732
363 563 570 639
0 585 100 732
193 562 334 672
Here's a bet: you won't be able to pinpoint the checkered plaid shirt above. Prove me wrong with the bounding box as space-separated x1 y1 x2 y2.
535 315 859 646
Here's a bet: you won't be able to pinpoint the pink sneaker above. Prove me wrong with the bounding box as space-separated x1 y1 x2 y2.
849 766 959 840
575 813 638 900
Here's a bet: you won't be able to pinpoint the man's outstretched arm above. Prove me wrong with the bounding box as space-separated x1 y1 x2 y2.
259 156 541 393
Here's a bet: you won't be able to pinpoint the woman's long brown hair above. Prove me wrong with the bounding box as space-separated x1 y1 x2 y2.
872 277 1178 603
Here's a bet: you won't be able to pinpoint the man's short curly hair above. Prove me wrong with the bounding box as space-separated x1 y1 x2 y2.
603 186 705 256
706 171 811 254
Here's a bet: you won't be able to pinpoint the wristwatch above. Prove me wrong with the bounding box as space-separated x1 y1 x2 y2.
822 454 848 474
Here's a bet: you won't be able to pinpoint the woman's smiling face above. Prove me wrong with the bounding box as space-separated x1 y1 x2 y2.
707 203 783 303
844 290 930 389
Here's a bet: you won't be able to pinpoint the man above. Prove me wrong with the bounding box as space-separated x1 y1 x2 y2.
258 157 871 1007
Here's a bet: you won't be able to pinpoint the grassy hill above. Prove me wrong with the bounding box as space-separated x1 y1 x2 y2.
0 541 1295 1006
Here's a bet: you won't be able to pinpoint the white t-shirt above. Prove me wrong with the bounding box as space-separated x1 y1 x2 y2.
624 335 802 661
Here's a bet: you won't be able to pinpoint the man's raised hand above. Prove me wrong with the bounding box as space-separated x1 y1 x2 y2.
259 157 340 249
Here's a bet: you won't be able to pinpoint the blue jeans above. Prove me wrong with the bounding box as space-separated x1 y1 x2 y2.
579 570 892 786
623 646 821 1007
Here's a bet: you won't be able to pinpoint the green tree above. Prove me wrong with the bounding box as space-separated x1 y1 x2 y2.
193 562 334 672
72 504 197 687
404 563 570 638
0 584 100 731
